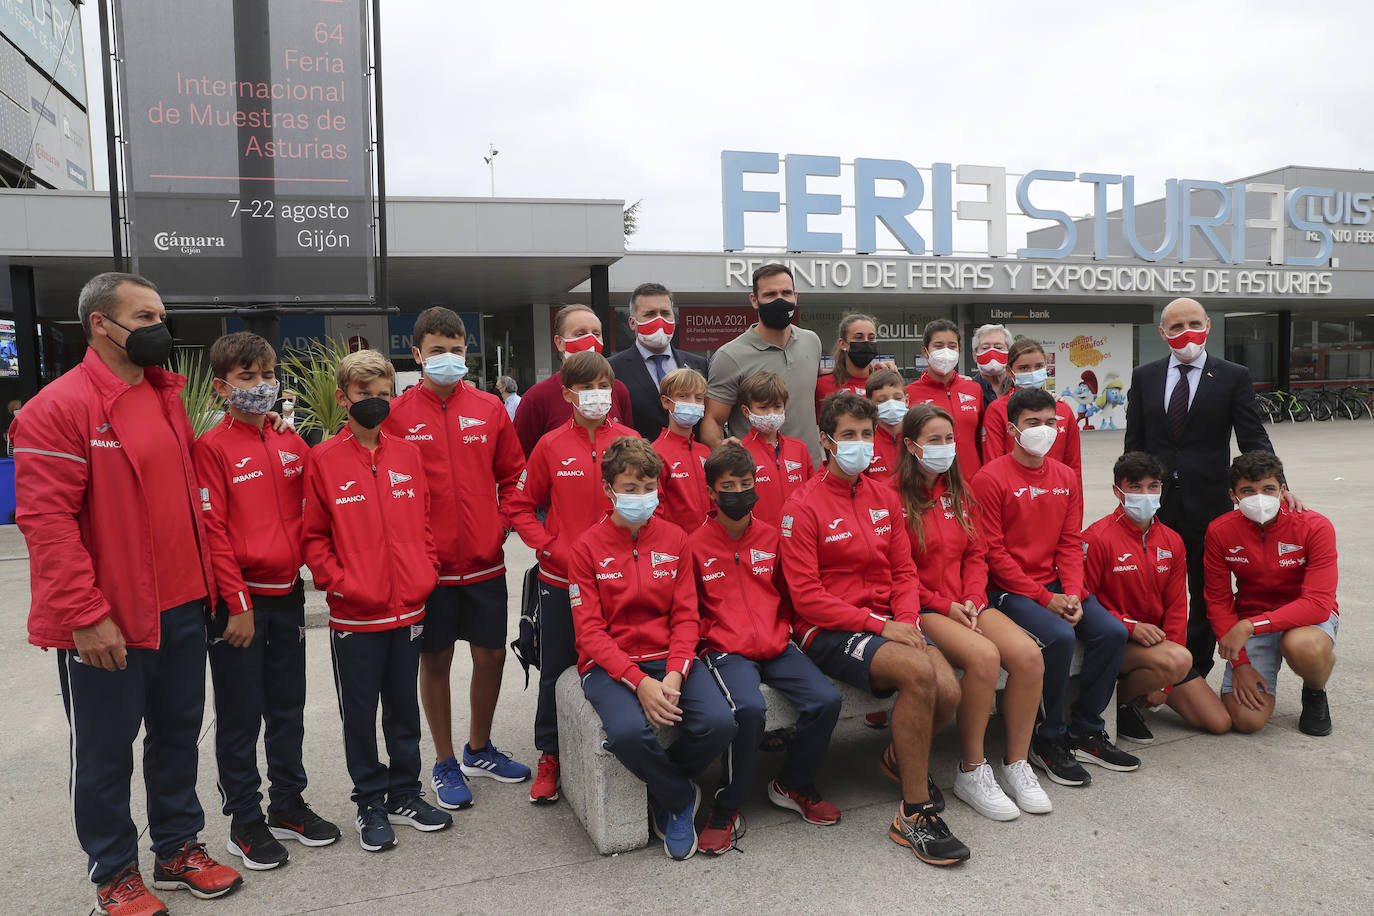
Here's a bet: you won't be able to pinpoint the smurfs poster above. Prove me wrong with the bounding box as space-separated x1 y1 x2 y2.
1005 324 1132 432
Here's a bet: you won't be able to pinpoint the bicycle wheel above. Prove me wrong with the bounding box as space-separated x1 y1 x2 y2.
1312 398 1333 421
1338 396 1360 421
1257 393 1282 423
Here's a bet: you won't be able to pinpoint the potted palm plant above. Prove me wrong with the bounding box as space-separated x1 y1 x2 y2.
172 348 223 439
278 337 352 447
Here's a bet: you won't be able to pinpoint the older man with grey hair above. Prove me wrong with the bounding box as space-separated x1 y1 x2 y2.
496 374 521 421
972 323 1013 406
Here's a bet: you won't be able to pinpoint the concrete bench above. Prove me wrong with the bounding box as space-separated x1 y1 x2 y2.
556 645 1084 855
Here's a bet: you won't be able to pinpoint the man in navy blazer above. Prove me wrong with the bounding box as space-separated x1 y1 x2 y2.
608 283 709 442
1124 297 1299 676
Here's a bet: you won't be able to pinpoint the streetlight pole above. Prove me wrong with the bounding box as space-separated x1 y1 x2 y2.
483 143 499 196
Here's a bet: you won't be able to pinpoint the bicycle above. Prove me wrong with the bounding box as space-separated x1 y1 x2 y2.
1300 387 1337 421
1270 389 1308 422
1336 385 1373 420
1253 389 1284 423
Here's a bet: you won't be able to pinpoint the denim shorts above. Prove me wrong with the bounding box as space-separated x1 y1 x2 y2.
1221 613 1339 697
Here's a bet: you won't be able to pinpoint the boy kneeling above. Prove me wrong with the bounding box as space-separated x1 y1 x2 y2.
569 437 737 860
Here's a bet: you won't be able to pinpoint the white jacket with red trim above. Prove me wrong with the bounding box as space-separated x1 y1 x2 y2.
689 515 792 659
383 382 524 585
1083 508 1187 645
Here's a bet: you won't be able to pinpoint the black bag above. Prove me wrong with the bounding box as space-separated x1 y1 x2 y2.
509 564 542 689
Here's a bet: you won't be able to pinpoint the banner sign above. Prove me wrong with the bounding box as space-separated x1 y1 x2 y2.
1006 323 1134 432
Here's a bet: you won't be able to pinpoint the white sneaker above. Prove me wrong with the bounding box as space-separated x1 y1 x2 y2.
998 758 1053 814
952 760 1020 821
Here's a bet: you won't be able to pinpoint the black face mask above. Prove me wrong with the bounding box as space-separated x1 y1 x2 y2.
846 341 879 369
107 318 174 367
349 396 390 429
715 487 758 521
757 298 796 330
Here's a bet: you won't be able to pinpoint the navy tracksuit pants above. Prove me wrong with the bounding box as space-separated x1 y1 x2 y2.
534 581 577 756
208 582 308 825
329 623 423 808
581 659 737 811
57 599 208 885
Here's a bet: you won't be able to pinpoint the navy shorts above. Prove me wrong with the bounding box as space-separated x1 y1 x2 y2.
803 630 894 698
421 578 508 652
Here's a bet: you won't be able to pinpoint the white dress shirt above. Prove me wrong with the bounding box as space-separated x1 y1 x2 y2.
636 339 677 380
1162 349 1208 411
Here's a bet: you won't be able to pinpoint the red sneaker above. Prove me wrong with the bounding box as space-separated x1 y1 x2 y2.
767 779 841 826
529 753 560 804
151 842 243 900
96 863 168 916
865 711 891 729
697 805 745 854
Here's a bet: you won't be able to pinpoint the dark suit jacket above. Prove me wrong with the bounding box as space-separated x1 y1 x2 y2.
608 344 710 442
1124 354 1272 536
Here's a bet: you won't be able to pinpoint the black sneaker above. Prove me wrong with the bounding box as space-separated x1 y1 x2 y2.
1116 702 1154 744
226 818 288 871
385 794 453 832
1069 729 1141 772
1299 688 1332 736
888 803 970 867
1029 733 1092 786
268 796 342 847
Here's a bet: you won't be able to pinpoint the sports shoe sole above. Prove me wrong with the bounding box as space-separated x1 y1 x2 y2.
1299 720 1333 737
224 839 287 871
432 790 475 811
268 825 340 847
952 783 1021 822
356 822 398 853
97 900 169 916
1028 748 1091 787
528 788 560 804
387 811 453 832
888 820 969 867
1072 749 1140 772
461 761 531 784
1117 731 1155 745
151 875 243 900
766 781 841 826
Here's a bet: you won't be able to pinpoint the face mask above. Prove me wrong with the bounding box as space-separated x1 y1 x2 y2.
1120 491 1161 524
876 399 907 427
1237 493 1280 525
670 400 704 427
613 490 658 525
927 348 960 375
829 439 874 476
1014 367 1048 389
757 298 796 330
423 352 467 386
575 388 612 420
846 341 879 369
975 348 1008 377
916 442 957 474
635 316 675 351
349 396 390 430
1166 327 1208 363
1015 424 1057 458
562 332 603 356
227 380 279 416
108 318 174 367
715 487 758 521
746 409 785 435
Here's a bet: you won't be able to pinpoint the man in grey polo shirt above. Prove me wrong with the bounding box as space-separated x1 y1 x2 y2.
702 263 824 465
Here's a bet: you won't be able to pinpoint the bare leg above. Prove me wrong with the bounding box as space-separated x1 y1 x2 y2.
870 642 937 805
921 613 998 767
1280 626 1336 690
468 645 506 751
419 648 455 760
977 609 1042 763
1164 677 1231 734
1119 640 1191 702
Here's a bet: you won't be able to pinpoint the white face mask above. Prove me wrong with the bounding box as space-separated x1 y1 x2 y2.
747 409 785 435
1237 493 1280 525
1120 491 1161 524
1015 424 1058 458
876 398 907 427
575 388 612 420
917 442 957 474
829 439 874 476
670 400 704 427
927 348 960 375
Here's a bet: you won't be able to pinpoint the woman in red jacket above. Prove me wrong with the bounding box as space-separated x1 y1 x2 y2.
895 404 1051 822
980 337 1081 482
813 314 880 415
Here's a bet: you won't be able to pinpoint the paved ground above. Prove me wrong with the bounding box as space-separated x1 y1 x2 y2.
3 423 1370 915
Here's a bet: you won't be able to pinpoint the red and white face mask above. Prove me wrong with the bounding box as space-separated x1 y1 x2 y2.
1165 328 1207 362
634 316 675 350
561 332 603 356
975 347 1008 377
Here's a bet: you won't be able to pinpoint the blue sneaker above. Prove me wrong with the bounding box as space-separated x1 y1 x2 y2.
650 784 700 861
385 794 453 832
432 757 473 810
356 804 397 853
461 742 532 784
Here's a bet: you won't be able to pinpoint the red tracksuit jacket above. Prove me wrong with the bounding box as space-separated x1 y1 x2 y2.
1204 506 1339 667
193 415 308 613
384 382 525 586
742 428 812 526
1083 508 1187 644
505 418 639 587
971 454 1084 605
302 429 438 632
814 373 869 418
867 422 900 481
905 372 985 477
901 477 988 613
689 515 792 659
980 394 1081 481
512 373 634 457
652 428 711 533
13 350 217 651
780 470 923 650
568 513 698 688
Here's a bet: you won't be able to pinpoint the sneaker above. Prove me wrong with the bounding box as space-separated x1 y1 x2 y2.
355 804 397 852
697 804 745 855
226 818 289 870
385 794 454 832
267 795 341 846
1116 701 1154 744
650 783 700 860
952 761 1020 822
432 756 474 810
529 752 560 804
864 710 890 729
1029 733 1092 787
767 779 841 825
151 842 243 900
1069 729 1141 772
997 758 1053 814
879 745 945 812
96 863 168 916
461 742 532 783
888 803 971 867
1299 687 1332 736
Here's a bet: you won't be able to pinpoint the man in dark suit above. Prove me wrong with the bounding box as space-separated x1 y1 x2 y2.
1125 297 1299 677
608 282 709 442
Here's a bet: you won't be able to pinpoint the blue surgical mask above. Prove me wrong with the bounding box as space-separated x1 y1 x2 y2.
1014 367 1048 389
670 401 705 427
829 440 874 476
227 380 279 416
917 442 957 474
423 352 468 386
1121 491 1161 524
876 399 907 427
614 490 658 524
